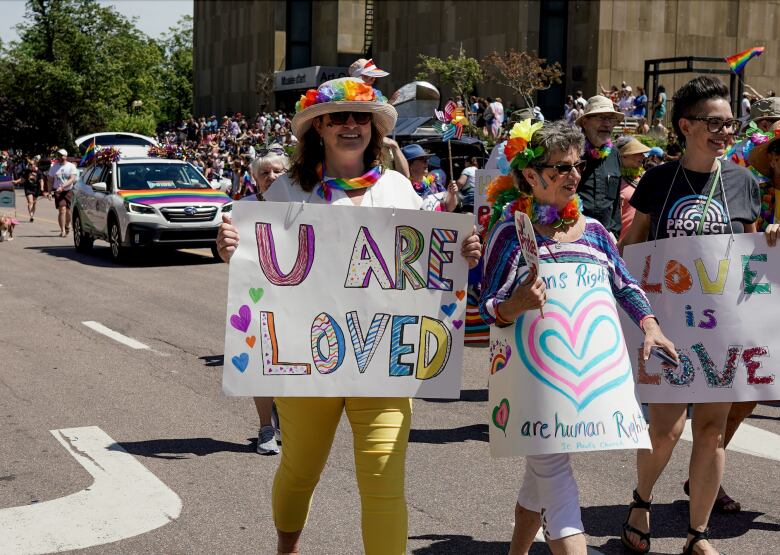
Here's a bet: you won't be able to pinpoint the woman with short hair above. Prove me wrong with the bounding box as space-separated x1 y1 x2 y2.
217 77 481 555
620 76 763 555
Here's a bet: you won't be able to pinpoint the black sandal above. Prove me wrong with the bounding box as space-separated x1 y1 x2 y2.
621 489 652 553
683 526 722 554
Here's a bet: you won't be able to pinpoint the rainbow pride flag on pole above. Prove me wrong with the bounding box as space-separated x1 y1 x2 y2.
80 138 96 166
725 46 765 74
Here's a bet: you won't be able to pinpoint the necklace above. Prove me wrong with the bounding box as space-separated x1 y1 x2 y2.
585 140 613 160
502 192 583 229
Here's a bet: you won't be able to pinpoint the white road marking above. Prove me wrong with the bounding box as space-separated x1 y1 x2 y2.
82 321 150 350
681 420 780 462
0 426 182 554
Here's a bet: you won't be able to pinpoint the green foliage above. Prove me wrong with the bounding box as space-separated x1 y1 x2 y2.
633 134 667 149
0 0 192 151
415 45 483 104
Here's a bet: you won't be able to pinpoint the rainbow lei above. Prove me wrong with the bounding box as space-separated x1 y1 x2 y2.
757 183 776 232
503 193 583 229
585 140 613 160
316 163 382 201
296 80 387 113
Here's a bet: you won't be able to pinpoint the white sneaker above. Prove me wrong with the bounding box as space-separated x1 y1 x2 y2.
271 402 281 443
257 425 279 455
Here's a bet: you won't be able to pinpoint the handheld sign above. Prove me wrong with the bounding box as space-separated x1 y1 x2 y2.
514 211 544 317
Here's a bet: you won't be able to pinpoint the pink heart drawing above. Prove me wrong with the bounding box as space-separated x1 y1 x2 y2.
492 398 510 436
516 288 630 410
230 304 251 333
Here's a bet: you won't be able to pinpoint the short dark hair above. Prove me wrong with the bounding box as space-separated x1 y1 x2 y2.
671 76 730 147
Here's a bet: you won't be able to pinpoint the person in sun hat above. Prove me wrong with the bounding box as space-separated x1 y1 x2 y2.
216 76 482 555
348 58 389 86
617 137 651 240
576 95 624 236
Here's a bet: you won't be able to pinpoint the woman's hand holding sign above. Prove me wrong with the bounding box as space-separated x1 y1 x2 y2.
496 276 547 324
640 317 678 364
217 214 239 263
460 226 481 269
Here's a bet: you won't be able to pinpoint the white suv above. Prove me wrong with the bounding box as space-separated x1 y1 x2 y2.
72 157 232 262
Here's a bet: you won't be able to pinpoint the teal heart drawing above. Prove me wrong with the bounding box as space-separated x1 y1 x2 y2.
249 287 264 303
232 353 249 373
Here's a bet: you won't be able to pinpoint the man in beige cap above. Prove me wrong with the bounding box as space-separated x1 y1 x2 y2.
576 95 624 236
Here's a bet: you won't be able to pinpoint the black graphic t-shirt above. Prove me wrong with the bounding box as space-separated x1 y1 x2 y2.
630 159 760 239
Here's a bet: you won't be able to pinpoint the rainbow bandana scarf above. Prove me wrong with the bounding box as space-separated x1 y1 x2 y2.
118 189 230 206
316 164 383 201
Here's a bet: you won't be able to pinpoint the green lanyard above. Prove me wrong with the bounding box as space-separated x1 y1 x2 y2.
695 160 722 236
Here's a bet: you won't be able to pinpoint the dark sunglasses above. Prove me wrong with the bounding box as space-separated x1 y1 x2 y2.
327 111 373 125
258 147 284 157
685 116 739 133
535 160 587 175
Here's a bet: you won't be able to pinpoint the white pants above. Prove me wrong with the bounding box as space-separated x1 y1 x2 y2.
517 453 584 540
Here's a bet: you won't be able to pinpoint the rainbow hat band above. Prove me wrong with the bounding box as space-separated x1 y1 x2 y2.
118 189 230 206
291 77 397 137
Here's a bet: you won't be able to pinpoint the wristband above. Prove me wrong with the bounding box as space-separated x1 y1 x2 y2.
639 315 657 332
495 302 514 326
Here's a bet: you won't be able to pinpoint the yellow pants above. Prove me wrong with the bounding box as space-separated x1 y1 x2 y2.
272 397 412 555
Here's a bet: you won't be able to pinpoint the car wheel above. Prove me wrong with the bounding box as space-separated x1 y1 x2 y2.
73 211 93 252
108 219 127 263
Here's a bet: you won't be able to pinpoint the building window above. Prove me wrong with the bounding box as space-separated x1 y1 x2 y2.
287 0 312 69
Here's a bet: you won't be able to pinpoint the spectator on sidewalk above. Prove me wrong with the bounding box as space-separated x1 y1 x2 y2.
48 149 78 237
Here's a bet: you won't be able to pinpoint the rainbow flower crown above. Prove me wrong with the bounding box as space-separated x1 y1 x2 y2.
503 119 545 170
295 79 388 113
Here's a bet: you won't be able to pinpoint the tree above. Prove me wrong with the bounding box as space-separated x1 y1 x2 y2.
415 45 483 105
482 50 563 109
255 69 275 112
159 15 193 123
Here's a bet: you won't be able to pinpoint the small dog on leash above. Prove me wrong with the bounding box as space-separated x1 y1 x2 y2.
0 215 16 242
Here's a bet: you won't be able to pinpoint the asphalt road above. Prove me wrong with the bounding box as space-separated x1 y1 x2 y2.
1 192 779 554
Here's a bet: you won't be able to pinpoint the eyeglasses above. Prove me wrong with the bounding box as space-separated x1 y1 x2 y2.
685 116 739 133
327 112 373 125
535 160 587 175
591 115 619 124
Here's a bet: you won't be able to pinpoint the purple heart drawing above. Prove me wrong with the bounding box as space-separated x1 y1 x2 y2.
452 320 464 329
230 305 251 333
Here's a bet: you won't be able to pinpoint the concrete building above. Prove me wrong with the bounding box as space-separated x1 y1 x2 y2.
194 0 779 120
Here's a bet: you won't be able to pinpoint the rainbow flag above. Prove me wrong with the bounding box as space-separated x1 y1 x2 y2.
725 46 765 74
80 139 97 166
118 189 230 206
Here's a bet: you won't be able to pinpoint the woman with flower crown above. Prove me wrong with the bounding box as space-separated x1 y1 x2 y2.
216 77 481 555
479 119 677 555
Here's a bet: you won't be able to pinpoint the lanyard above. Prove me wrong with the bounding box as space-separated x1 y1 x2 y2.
695 160 722 236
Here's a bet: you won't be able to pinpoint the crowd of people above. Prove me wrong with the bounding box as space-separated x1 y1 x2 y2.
2 55 778 555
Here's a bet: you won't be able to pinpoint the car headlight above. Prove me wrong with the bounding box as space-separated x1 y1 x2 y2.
221 202 233 213
124 201 155 214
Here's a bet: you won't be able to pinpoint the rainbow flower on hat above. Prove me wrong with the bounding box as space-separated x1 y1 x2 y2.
295 80 387 113
504 119 544 169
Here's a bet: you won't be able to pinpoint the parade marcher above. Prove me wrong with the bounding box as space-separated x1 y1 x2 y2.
480 119 676 555
215 76 481 555
457 156 479 213
401 143 458 212
617 137 650 241
48 149 78 237
13 158 45 222
576 96 623 237
619 76 763 555
653 84 667 122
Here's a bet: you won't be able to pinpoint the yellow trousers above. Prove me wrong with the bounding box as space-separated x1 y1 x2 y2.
272 397 412 555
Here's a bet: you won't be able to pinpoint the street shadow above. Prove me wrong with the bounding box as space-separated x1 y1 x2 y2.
408 424 488 444
422 389 488 403
582 501 780 542
25 245 220 268
113 437 255 459
409 534 513 554
200 354 224 367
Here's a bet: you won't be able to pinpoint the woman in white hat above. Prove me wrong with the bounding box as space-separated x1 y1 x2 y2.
216 77 481 555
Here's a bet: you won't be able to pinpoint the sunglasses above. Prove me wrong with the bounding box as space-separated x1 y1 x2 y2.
258 147 285 157
327 112 373 125
535 160 587 175
685 116 739 133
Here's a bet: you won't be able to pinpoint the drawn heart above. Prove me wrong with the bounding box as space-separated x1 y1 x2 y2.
245 336 256 348
232 353 249 373
441 303 457 317
492 398 510 436
230 305 251 333
249 287 264 303
455 290 466 301
452 320 464 329
515 287 630 411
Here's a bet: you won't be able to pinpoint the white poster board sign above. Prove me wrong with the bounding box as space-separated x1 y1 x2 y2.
474 169 501 230
223 202 474 398
622 234 780 402
489 263 651 457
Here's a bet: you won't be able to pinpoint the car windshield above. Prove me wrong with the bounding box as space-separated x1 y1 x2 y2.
117 163 210 191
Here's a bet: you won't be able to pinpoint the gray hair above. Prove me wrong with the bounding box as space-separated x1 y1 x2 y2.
250 146 290 178
511 120 585 193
